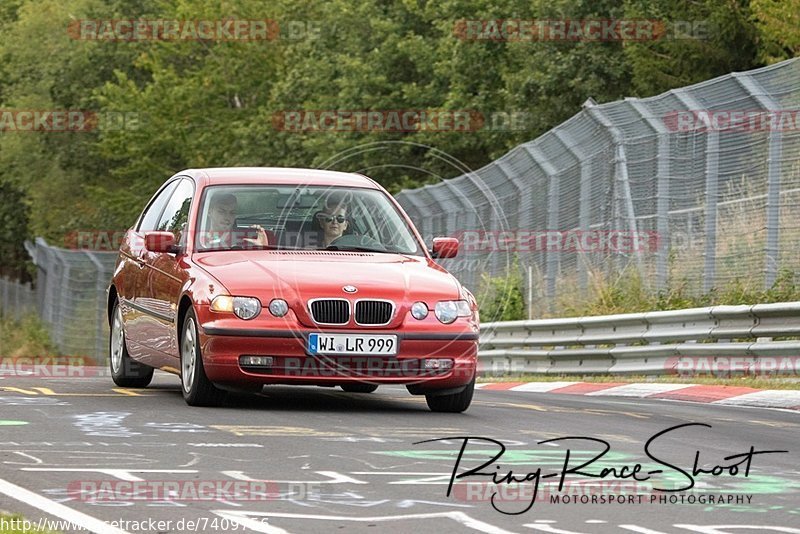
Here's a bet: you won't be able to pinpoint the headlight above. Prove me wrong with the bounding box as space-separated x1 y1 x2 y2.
211 295 262 320
434 300 471 324
233 297 261 320
411 301 428 320
268 298 289 317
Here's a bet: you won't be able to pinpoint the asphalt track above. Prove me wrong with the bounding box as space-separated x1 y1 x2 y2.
0 370 798 534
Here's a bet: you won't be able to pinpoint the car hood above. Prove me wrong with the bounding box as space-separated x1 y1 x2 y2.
192 251 462 326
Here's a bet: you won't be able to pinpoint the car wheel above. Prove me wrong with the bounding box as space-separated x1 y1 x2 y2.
181 307 226 407
109 299 154 388
425 377 475 413
340 383 379 393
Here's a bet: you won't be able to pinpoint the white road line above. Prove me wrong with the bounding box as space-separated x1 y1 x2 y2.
509 382 579 392
585 383 695 397
674 526 800 533
20 468 197 481
0 477 130 534
712 389 800 408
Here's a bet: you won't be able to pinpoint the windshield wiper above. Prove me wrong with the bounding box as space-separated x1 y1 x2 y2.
324 245 389 253
199 244 308 252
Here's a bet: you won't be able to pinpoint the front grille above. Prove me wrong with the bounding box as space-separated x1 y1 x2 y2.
309 299 349 324
355 300 393 325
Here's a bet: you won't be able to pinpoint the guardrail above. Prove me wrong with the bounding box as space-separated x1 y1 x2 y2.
477 303 800 376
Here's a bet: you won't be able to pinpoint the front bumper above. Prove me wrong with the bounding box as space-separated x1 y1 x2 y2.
198 322 478 390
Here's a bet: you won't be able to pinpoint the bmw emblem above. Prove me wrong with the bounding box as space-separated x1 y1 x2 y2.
343 285 358 293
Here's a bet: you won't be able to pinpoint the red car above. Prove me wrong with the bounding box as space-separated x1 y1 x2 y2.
107 168 479 411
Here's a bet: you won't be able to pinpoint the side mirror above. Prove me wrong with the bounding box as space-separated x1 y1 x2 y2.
431 237 459 259
144 231 177 253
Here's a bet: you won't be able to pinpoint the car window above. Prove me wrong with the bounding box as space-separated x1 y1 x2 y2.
156 178 194 244
195 184 424 255
137 181 179 232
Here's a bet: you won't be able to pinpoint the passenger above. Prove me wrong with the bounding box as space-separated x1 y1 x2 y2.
316 197 349 248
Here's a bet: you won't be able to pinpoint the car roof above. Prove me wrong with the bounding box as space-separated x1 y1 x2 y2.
178 167 380 189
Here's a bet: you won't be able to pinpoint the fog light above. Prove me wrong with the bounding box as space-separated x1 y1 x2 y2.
411 301 428 320
239 356 273 367
424 359 454 370
268 298 289 317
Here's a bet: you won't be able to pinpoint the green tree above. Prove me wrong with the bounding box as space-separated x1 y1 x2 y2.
0 181 31 280
624 0 760 95
751 0 800 62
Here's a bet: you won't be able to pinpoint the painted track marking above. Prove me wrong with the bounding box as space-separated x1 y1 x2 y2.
0 477 130 534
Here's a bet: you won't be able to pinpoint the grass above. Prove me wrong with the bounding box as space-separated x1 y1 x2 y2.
0 314 56 359
477 374 800 390
0 514 59 534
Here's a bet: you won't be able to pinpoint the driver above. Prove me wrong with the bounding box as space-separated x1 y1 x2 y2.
200 193 270 249
316 196 349 248
199 193 237 248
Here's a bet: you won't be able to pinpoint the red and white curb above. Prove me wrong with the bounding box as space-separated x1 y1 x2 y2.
476 382 800 410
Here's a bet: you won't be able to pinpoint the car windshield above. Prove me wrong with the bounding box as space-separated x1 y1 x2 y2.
195 185 424 255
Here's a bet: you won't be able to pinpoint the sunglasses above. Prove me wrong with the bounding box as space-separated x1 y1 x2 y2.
318 214 346 224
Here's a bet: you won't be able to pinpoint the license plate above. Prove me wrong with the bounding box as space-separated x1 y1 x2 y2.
308 333 397 355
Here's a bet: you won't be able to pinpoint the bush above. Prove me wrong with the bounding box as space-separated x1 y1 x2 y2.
476 261 527 321
0 314 56 359
478 265 800 321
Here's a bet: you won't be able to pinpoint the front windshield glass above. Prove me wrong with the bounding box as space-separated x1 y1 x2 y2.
194 185 424 255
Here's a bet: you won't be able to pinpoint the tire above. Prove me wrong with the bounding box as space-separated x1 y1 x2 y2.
425 377 475 413
180 307 227 407
109 299 154 388
340 383 379 393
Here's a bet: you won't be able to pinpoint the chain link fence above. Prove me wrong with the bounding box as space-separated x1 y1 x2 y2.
397 58 800 314
19 238 118 362
0 276 37 321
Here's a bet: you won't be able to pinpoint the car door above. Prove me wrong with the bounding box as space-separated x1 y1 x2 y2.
123 179 179 360
142 178 195 361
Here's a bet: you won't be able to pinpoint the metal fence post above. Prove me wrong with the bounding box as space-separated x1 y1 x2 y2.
440 179 477 289
13 280 20 320
673 90 719 293
1 277 7 317
523 144 559 310
495 159 525 291
732 72 784 288
49 246 73 352
554 129 591 291
627 98 672 290
583 101 645 281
